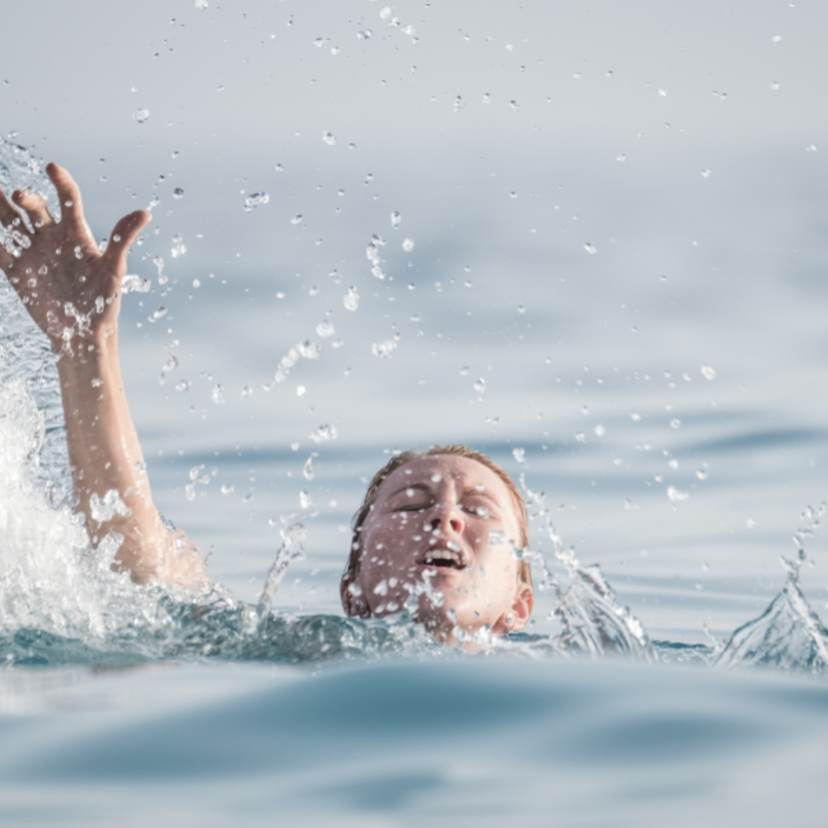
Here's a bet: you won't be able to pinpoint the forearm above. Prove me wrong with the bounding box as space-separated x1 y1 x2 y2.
57 327 204 586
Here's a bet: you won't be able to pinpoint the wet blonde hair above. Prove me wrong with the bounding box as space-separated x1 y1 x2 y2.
342 444 532 594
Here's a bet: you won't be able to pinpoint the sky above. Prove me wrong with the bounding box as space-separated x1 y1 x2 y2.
3 0 828 619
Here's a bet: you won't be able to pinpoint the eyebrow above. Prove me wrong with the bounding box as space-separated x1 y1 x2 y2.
460 486 501 508
389 482 432 499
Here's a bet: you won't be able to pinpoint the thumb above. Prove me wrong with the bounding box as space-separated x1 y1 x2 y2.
101 210 152 270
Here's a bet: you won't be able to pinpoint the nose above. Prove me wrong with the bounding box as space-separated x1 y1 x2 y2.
426 499 465 536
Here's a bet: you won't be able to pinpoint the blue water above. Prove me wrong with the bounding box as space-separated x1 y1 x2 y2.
3 132 828 826
4 1 828 820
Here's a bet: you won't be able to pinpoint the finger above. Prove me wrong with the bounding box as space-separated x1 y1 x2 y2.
100 210 152 271
46 162 84 224
0 186 23 228
12 189 53 230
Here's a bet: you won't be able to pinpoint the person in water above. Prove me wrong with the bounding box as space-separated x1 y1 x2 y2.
0 163 534 645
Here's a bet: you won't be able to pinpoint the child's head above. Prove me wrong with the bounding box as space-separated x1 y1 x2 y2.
340 445 533 642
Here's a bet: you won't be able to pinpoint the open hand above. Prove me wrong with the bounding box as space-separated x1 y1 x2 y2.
0 163 150 352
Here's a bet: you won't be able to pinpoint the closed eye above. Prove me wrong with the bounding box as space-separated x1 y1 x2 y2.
459 501 496 519
394 501 433 512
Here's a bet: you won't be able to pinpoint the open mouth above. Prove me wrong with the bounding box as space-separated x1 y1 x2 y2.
421 547 466 570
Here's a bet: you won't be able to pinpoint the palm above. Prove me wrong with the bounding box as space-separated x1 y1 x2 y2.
0 163 149 349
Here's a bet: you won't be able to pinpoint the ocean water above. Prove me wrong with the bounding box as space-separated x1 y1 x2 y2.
3 131 828 825
3 0 828 822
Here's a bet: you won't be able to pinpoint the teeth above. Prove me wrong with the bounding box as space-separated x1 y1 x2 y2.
425 548 461 565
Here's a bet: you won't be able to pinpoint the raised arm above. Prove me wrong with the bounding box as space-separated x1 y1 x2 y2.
0 163 206 588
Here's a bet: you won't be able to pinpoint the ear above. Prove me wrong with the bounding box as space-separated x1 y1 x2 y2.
340 572 368 617
504 584 534 633
340 573 355 614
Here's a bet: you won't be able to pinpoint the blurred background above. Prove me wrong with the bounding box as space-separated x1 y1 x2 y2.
3 0 828 640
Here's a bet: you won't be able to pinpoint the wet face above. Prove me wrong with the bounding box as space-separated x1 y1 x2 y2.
343 455 533 642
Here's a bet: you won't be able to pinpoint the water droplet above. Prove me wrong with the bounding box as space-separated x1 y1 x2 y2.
488 530 505 547
701 365 716 381
220 484 234 494
133 108 150 123
700 169 711 178
512 447 526 463
296 385 306 397
509 100 519 110
616 153 626 162
148 307 168 323
300 490 312 509
379 5 393 20
770 81 781 91
291 214 302 225
584 242 597 254
595 424 606 436
473 378 486 393
402 238 415 252
122 274 151 293
658 88 668 97
344 286 359 311
298 340 321 359
323 131 337 146
310 424 338 443
374 579 388 596
357 29 373 40
175 380 190 392
697 469 708 481
670 419 681 429
772 34 782 43
464 280 473 288
172 187 184 199
482 92 491 104
195 0 208 9
517 304 525 314
303 456 315 480
316 319 335 338
347 582 362 597
372 339 398 358
170 234 187 257
390 210 401 228
667 486 689 503
431 474 442 483
243 192 269 211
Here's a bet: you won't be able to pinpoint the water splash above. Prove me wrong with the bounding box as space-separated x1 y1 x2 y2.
0 137 60 221
717 507 828 674
519 474 652 659
257 523 307 616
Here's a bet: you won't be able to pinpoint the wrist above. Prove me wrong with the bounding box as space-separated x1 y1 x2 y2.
52 321 119 358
